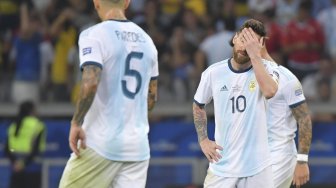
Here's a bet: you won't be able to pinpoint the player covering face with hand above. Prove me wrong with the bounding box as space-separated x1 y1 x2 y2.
193 19 279 188
59 0 159 188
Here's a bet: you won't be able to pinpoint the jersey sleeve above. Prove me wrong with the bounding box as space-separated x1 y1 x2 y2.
194 70 213 106
151 49 159 80
285 79 306 108
78 33 104 70
263 60 280 85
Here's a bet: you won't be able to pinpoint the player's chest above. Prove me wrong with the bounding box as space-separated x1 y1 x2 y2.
212 74 259 98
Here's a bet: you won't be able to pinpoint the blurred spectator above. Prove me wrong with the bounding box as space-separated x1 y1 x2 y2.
194 20 235 76
136 0 167 57
31 0 51 13
162 26 196 102
0 0 22 32
282 0 325 81
317 0 336 60
302 56 336 102
0 30 13 102
275 0 300 26
48 4 78 102
4 101 46 188
311 0 331 17
248 0 274 13
213 0 238 32
10 3 46 104
179 8 205 48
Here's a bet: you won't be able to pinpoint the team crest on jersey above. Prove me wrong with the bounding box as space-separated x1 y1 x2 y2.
249 80 256 92
83 47 92 56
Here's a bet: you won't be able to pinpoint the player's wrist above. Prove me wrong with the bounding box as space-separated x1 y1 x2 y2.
297 154 309 163
249 55 262 64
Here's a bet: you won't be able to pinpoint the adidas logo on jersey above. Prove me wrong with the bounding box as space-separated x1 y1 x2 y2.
220 85 228 91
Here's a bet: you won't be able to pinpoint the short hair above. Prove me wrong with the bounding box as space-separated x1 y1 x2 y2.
229 19 266 47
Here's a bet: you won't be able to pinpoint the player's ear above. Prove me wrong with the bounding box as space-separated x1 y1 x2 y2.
124 0 131 9
232 33 239 45
260 37 266 46
93 0 100 10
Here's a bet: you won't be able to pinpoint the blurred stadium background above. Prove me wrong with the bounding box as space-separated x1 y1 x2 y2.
0 0 336 188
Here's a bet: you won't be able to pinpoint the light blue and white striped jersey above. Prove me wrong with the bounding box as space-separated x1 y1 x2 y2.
267 66 305 160
78 19 158 161
194 58 279 177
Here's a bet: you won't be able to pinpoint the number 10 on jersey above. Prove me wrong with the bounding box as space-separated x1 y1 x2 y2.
230 95 246 113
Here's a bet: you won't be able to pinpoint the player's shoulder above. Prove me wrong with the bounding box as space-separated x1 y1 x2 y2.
278 65 299 82
204 58 230 74
79 22 106 40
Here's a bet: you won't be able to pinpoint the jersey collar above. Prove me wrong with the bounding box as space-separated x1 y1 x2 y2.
228 58 253 73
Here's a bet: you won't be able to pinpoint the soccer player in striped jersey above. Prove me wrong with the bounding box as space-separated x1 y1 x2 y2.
262 48 312 188
59 0 158 188
193 19 279 188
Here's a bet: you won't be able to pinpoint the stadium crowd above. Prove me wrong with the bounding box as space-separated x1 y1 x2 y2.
0 0 335 120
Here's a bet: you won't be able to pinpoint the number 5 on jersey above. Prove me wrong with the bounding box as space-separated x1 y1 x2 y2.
122 52 143 99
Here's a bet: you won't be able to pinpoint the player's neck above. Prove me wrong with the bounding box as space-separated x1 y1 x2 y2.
231 58 252 71
102 8 127 21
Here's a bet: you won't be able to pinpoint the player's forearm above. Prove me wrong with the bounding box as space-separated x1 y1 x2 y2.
148 80 158 112
250 57 278 99
292 103 312 154
193 103 208 143
72 65 101 126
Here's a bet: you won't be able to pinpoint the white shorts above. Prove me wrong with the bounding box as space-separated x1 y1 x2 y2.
204 166 274 188
272 155 296 188
59 147 149 188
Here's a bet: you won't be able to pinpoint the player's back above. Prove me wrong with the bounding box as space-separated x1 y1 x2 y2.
267 65 305 157
78 20 158 161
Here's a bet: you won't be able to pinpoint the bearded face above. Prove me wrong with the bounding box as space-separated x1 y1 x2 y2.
233 46 250 65
232 34 250 64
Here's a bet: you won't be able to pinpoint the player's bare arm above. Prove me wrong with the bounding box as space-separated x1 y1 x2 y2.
69 65 102 156
292 102 312 155
193 103 223 163
193 103 207 142
148 79 158 112
242 28 278 98
72 65 102 125
291 102 312 187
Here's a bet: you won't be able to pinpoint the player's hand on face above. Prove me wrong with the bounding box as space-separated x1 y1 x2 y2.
241 28 264 59
69 122 87 157
292 162 310 188
199 138 223 163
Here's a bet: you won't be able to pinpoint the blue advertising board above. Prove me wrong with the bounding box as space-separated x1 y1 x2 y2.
0 119 336 186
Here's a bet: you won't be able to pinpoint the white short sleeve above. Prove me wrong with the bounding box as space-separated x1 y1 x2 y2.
78 34 103 70
285 79 306 108
264 60 280 84
151 49 159 79
194 70 213 105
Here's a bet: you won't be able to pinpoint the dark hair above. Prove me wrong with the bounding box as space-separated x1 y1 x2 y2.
229 19 266 47
299 0 313 11
14 101 35 137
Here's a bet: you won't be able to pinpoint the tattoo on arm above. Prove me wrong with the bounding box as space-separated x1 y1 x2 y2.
72 65 102 126
292 102 312 154
193 103 208 143
148 80 158 112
